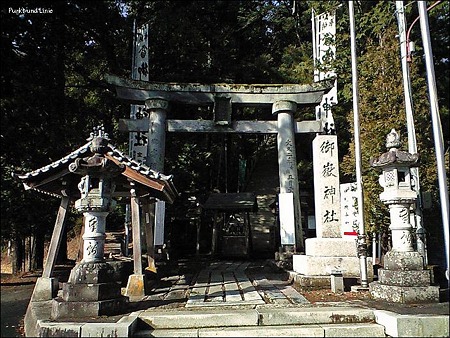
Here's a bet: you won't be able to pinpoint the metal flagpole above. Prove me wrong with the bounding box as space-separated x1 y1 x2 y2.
395 1 427 264
417 1 450 285
349 1 368 288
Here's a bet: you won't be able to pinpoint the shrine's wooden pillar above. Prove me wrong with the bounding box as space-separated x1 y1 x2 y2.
273 100 304 253
31 196 70 301
125 182 147 297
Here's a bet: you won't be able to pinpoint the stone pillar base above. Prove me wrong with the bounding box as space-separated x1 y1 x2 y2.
30 277 59 301
369 282 439 303
125 274 149 298
293 254 373 277
68 261 115 284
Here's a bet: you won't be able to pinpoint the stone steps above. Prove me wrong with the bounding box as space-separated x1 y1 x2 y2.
134 323 384 337
132 261 386 336
133 306 385 337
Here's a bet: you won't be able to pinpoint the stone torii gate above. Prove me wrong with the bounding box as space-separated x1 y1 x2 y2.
105 74 333 253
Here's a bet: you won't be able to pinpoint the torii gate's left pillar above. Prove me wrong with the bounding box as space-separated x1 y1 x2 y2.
145 98 168 249
273 100 304 254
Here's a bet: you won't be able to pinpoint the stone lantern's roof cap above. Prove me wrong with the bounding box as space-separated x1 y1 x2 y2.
386 128 401 149
370 128 419 169
87 125 110 155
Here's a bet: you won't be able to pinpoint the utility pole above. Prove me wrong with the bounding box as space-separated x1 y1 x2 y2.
349 1 368 288
395 1 427 265
417 1 450 285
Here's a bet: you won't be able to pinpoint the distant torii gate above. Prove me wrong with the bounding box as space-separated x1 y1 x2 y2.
105 74 332 253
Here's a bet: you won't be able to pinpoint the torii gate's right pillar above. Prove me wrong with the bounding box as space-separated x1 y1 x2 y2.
273 100 304 253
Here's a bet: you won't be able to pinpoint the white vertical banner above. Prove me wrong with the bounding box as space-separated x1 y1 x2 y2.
129 23 149 163
278 193 295 245
154 201 165 246
340 182 359 238
312 9 338 130
312 10 336 82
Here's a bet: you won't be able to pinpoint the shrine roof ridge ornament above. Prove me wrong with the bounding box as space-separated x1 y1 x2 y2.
104 74 334 106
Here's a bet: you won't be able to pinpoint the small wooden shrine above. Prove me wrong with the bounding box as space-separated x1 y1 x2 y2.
13 126 178 318
201 192 258 258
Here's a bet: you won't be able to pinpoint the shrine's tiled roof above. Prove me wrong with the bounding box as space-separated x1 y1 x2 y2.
14 142 91 182
13 135 177 203
106 143 172 181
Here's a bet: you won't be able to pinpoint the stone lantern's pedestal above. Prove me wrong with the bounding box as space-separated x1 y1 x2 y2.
369 250 439 303
51 261 127 319
51 174 128 319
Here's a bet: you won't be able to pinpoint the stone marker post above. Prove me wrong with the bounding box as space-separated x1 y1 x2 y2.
292 133 373 289
312 134 341 238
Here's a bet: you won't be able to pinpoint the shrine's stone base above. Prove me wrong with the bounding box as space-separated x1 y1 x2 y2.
31 277 60 301
62 282 122 302
304 237 358 257
378 269 432 286
68 261 116 284
369 250 439 303
382 250 424 270
292 238 373 290
51 296 128 319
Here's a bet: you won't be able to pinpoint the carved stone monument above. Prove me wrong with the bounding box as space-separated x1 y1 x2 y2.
369 129 439 303
292 132 373 289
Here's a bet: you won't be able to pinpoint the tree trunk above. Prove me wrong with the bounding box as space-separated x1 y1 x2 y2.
11 236 23 275
32 230 44 271
26 235 33 272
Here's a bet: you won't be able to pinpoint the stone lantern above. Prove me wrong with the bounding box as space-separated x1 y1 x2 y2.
51 129 127 319
369 129 439 303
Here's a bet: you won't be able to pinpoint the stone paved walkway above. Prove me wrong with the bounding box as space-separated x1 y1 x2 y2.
135 259 309 310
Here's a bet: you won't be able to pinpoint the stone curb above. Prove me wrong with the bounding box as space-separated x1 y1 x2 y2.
373 310 450 337
37 315 139 337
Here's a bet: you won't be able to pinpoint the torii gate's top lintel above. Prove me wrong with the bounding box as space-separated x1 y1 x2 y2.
105 74 334 107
